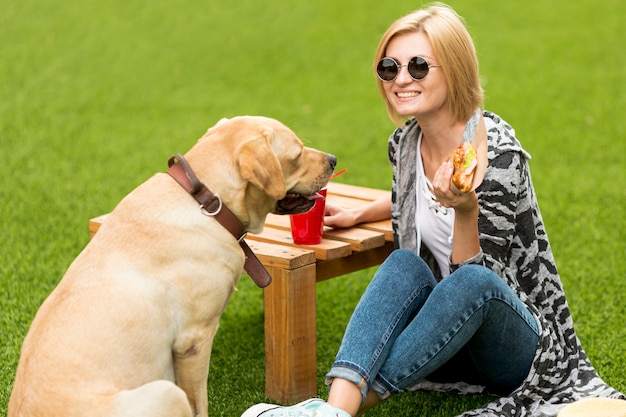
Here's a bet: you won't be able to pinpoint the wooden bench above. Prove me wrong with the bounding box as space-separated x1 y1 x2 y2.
89 182 394 404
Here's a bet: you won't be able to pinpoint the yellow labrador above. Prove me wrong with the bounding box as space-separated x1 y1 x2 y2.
8 116 336 417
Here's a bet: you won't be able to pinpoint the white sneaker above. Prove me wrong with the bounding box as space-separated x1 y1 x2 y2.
241 398 351 417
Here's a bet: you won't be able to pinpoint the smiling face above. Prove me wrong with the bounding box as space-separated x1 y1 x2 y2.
381 31 448 121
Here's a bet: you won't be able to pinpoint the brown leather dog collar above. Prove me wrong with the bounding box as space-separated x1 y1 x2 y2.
167 154 271 288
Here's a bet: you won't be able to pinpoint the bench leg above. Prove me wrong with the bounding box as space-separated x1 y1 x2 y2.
263 263 318 404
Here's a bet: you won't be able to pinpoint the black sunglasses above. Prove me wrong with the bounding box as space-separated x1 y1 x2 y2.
376 56 441 82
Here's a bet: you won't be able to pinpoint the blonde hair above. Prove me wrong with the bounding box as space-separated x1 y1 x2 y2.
374 3 483 126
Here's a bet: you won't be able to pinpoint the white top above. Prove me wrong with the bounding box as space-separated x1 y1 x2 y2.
414 132 455 277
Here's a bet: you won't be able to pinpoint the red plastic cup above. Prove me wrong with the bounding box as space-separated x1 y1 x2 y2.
289 189 327 245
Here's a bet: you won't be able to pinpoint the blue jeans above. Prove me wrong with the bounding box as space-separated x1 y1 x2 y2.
325 249 539 403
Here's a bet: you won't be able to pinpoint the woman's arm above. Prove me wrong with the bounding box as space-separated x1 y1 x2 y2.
432 159 481 264
450 195 481 264
323 195 391 229
439 150 526 275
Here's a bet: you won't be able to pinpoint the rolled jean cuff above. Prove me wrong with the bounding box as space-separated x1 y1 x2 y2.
325 362 371 404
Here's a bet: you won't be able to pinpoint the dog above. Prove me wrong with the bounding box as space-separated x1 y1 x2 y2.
8 116 337 417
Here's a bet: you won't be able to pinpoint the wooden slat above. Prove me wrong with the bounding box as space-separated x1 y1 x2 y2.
247 226 352 261
327 182 391 201
245 240 316 270
262 215 386 251
323 227 385 252
316 241 395 282
325 194 371 209
357 219 394 242
91 215 393 250
263 213 291 230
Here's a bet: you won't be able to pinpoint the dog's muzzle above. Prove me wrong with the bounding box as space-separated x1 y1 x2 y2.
275 192 323 215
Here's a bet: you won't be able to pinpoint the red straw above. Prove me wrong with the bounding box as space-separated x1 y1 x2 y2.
329 168 347 181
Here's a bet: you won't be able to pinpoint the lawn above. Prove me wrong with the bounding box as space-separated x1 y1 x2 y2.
1 0 624 416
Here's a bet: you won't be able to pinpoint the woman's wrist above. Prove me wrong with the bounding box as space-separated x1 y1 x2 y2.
451 201 480 264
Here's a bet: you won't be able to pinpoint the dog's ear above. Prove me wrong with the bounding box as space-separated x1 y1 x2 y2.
237 132 287 200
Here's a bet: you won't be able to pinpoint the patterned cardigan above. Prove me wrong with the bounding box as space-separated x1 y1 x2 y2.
387 110 624 416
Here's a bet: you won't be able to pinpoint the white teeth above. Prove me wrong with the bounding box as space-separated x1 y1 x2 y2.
397 91 419 98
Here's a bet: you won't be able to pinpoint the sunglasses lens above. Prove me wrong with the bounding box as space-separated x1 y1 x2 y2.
377 58 398 81
377 57 434 82
408 57 429 80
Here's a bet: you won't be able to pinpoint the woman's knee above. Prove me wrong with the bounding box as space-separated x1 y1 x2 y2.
385 248 420 265
442 264 504 298
375 249 436 288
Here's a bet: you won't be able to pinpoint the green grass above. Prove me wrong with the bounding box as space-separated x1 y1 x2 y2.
1 0 624 415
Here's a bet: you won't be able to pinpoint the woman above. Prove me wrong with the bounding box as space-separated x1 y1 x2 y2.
242 3 624 417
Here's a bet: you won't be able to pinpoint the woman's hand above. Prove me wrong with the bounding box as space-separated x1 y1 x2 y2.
432 160 478 213
323 196 392 229
324 203 358 229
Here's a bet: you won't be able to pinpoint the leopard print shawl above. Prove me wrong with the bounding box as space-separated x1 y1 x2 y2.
387 110 624 416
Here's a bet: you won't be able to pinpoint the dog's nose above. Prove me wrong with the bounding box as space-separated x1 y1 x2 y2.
328 153 337 171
